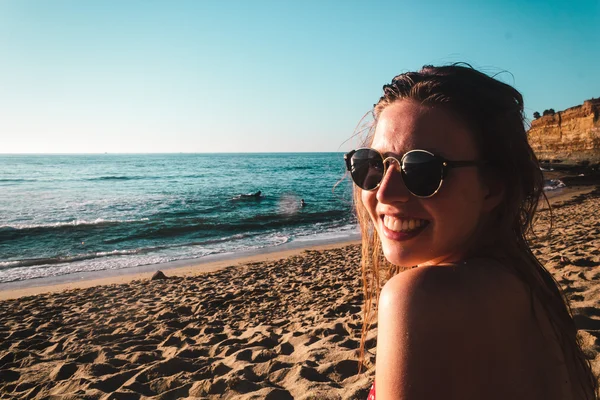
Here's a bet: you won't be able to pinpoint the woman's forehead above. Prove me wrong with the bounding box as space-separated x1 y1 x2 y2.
372 100 478 157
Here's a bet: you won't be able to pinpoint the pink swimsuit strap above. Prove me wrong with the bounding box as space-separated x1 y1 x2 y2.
367 381 375 400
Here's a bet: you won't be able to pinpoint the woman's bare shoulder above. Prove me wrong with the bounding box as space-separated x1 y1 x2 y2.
375 259 548 399
380 258 530 323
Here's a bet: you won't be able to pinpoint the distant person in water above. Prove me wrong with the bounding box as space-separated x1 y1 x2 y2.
240 190 262 198
300 199 306 207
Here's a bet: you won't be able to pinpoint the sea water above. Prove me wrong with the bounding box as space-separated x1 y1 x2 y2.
0 153 356 283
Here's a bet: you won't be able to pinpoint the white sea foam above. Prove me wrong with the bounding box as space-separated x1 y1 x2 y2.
543 179 566 191
1 217 150 230
0 247 219 283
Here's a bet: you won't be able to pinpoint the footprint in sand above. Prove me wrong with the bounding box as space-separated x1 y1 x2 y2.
49 362 79 381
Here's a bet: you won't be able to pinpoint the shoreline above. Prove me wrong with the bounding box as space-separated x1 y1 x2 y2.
0 183 596 301
0 236 360 300
539 185 598 209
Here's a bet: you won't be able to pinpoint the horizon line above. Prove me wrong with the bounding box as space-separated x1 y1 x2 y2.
0 151 348 155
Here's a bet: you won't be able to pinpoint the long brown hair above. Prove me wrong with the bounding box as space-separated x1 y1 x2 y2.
354 63 597 398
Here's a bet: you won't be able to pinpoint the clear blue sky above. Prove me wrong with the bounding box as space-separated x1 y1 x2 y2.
1 0 599 153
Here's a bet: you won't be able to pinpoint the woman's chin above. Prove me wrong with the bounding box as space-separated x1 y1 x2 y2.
382 246 421 268
378 224 434 267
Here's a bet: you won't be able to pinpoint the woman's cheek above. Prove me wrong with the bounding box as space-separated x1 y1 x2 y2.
361 191 376 223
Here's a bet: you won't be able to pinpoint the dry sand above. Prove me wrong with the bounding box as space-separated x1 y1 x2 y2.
532 187 600 377
0 243 374 400
0 187 599 399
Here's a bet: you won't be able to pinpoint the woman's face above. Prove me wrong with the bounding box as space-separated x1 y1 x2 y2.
361 99 496 267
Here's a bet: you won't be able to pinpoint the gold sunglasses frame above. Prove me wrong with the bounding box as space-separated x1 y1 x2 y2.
344 148 483 198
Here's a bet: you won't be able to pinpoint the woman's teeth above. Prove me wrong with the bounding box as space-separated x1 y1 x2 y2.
383 216 428 233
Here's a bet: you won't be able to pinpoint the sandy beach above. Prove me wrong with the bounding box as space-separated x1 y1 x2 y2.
1 186 599 399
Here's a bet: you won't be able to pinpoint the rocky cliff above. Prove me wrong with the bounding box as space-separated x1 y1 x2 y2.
528 98 600 163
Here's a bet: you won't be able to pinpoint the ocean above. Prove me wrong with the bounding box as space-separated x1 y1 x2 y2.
0 153 357 284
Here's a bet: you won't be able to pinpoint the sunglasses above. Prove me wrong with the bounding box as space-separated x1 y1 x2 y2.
344 148 483 198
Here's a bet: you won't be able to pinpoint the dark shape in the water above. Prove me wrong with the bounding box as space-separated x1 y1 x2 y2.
152 270 168 280
236 190 263 199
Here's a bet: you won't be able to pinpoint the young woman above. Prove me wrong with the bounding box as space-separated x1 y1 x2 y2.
344 64 597 399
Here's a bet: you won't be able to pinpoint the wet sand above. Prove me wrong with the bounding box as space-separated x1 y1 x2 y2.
1 187 599 399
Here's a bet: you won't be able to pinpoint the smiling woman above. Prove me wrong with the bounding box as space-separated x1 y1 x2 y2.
346 64 598 399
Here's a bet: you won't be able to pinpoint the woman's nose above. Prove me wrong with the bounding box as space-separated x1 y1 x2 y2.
376 160 411 203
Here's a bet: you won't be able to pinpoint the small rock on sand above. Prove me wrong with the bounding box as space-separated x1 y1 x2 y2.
152 270 168 280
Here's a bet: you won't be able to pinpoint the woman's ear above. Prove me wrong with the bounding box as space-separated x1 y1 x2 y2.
482 176 505 213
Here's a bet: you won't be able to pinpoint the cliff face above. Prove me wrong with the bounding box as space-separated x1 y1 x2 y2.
528 98 600 163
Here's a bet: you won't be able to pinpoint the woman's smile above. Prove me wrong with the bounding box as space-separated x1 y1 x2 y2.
382 215 429 233
380 215 431 241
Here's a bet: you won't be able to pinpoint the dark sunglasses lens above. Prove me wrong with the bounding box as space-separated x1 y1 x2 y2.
402 151 443 196
350 149 384 190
